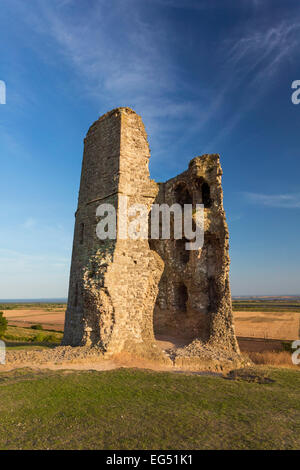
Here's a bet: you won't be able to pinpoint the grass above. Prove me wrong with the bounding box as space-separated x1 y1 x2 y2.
0 300 298 449
0 367 299 450
248 350 299 368
1 326 63 349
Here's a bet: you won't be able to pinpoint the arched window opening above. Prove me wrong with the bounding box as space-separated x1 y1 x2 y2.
202 182 212 208
195 178 212 208
174 183 192 207
174 283 188 312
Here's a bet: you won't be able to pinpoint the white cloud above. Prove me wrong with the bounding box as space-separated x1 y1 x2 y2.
243 192 300 209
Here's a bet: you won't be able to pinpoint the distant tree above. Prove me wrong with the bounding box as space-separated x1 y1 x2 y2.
0 312 8 337
31 324 43 330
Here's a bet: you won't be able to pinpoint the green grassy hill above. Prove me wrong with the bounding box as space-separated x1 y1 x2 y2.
0 367 299 450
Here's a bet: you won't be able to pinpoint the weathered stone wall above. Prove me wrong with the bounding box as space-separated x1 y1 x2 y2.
63 107 239 360
151 155 239 352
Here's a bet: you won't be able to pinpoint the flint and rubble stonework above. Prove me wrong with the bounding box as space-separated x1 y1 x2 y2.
63 107 240 363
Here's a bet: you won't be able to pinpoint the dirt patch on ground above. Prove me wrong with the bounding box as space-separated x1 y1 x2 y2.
155 334 192 350
1 346 120 373
1 334 245 374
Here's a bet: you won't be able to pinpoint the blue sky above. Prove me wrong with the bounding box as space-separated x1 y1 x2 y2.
0 0 300 298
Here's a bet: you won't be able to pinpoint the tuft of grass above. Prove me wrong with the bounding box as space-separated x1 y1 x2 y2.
248 350 299 368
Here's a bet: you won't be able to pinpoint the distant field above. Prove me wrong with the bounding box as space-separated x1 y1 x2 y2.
1 299 299 348
0 303 66 311
232 298 300 313
1 304 66 331
232 298 299 342
234 310 299 341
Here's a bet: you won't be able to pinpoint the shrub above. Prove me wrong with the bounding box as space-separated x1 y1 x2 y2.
43 334 60 343
248 350 298 368
32 332 60 343
281 341 293 353
32 332 46 343
31 324 43 330
0 312 8 337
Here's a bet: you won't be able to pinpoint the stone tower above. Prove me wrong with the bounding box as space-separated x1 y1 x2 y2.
63 108 165 360
63 107 239 364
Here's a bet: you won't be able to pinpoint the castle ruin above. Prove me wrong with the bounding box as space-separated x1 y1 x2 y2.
63 108 240 367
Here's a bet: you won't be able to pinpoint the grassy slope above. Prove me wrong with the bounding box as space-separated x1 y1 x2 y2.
2 326 63 350
0 367 299 450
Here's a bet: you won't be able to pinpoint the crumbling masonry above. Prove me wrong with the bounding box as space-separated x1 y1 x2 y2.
63 108 240 365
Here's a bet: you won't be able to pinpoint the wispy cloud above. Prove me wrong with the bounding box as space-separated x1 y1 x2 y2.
23 217 37 229
243 192 300 209
0 248 70 274
203 18 300 150
148 0 214 9
7 0 300 158
227 21 300 83
0 248 70 297
7 0 201 155
0 124 33 162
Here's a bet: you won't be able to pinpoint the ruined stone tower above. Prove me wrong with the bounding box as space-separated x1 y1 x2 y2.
63 107 239 364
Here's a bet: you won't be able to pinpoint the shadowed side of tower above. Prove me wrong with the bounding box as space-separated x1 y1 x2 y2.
151 154 239 355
